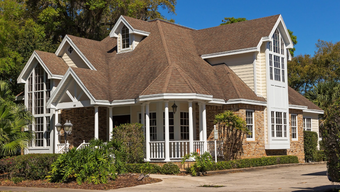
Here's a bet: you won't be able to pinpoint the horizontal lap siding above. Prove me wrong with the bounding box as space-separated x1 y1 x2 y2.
256 43 267 99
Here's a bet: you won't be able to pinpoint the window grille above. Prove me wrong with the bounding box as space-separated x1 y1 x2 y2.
180 112 189 140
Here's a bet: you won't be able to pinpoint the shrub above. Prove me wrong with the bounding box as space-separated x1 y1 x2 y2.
186 155 298 175
161 163 180 174
315 150 327 162
112 123 144 163
126 163 161 174
182 152 214 176
0 154 59 180
11 177 23 184
48 139 126 184
304 131 318 162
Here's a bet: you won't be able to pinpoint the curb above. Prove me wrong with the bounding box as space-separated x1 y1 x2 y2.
205 161 327 175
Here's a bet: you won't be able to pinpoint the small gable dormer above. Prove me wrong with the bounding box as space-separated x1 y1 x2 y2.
109 15 150 53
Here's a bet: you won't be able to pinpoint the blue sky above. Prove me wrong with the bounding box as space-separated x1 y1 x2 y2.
160 0 340 56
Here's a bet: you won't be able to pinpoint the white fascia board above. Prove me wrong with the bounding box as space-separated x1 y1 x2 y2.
225 98 267 106
201 47 258 59
53 100 91 109
47 68 96 108
17 51 56 84
138 93 213 102
54 35 97 71
289 104 308 110
303 109 324 114
256 36 271 50
269 15 293 49
109 16 150 38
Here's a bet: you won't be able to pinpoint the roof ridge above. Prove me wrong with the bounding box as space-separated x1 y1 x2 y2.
163 66 173 92
175 64 211 95
173 65 196 93
149 19 196 30
197 14 280 32
140 66 171 96
156 20 172 66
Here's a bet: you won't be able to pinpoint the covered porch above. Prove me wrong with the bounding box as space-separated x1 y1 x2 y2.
54 100 209 161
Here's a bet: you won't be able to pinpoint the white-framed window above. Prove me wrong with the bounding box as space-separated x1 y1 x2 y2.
246 111 255 140
268 29 285 82
163 112 174 140
46 116 51 146
121 25 129 49
180 112 189 140
35 117 44 147
303 117 311 131
291 114 298 140
150 112 157 141
271 111 287 138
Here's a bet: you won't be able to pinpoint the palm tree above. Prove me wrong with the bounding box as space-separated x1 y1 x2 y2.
0 81 33 157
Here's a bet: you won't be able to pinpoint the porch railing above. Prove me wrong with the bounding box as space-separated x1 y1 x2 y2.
150 141 165 159
57 142 69 153
76 140 90 150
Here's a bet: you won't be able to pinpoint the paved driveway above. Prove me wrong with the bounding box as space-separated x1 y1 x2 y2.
0 164 335 192
114 163 334 192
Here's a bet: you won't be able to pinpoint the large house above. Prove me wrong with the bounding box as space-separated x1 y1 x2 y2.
17 14 323 162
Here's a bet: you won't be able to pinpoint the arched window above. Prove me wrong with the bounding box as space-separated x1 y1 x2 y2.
273 29 279 53
121 26 129 49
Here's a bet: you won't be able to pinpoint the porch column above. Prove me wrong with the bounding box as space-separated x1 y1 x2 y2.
199 103 203 141
202 103 207 152
94 106 99 139
145 102 150 161
54 109 59 153
109 107 113 141
141 104 145 136
189 101 194 153
164 101 170 161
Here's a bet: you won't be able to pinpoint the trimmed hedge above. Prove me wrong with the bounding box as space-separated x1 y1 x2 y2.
304 131 318 162
0 154 59 180
315 150 327 162
126 162 179 174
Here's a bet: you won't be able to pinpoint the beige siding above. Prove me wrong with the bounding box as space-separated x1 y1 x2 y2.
255 43 267 98
61 45 89 69
62 53 76 68
133 34 144 48
208 53 255 91
264 107 268 144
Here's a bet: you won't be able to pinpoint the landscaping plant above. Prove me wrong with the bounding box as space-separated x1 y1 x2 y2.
111 123 144 163
48 139 126 184
304 131 318 162
214 110 249 161
182 152 213 176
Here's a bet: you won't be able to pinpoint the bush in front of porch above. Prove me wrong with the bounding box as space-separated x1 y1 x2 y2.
112 123 144 163
126 162 180 175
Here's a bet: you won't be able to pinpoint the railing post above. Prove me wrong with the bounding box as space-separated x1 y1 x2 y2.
189 101 194 154
202 103 207 152
94 106 99 139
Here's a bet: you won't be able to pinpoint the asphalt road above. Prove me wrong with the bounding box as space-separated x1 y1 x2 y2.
0 163 336 192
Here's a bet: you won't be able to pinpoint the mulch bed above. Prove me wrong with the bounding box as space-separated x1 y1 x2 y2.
0 174 161 190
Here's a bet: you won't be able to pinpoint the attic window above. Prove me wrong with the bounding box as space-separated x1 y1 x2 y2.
121 26 129 49
68 46 73 54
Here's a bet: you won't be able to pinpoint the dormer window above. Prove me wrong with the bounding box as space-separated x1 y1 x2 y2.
68 46 73 54
121 26 129 49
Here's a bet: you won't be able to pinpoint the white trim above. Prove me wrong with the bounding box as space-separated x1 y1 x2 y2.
17 51 63 84
55 35 97 71
225 98 267 106
268 15 293 49
201 47 257 59
303 109 324 114
138 93 213 102
289 104 307 110
291 114 298 141
109 16 150 38
246 110 255 141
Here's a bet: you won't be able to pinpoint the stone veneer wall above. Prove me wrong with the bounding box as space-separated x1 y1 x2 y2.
59 107 108 148
202 104 267 159
287 109 305 163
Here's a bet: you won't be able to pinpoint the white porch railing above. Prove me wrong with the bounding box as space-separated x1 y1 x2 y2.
169 141 189 159
193 141 204 155
57 142 69 153
150 141 165 159
76 140 90 150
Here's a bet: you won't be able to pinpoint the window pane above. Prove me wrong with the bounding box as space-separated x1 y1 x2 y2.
150 112 157 140
246 111 254 139
274 56 281 81
291 115 297 139
269 54 273 80
46 116 50 146
276 112 282 137
271 111 275 137
35 117 44 147
180 112 189 140
121 26 129 49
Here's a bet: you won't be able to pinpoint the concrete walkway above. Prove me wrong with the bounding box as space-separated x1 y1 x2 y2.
0 163 336 192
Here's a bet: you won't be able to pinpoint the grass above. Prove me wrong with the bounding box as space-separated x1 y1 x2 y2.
200 184 224 188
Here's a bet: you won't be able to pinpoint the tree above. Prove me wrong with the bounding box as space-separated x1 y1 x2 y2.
305 81 340 110
288 29 297 57
214 110 248 161
220 17 246 25
0 81 33 157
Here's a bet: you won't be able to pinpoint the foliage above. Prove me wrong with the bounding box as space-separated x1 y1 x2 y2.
288 29 297 57
126 162 161 174
214 110 248 161
220 17 246 25
187 156 298 174
304 131 318 162
161 163 180 174
111 123 145 163
11 177 24 184
0 81 33 157
0 154 59 180
320 98 340 182
305 81 340 111
314 150 327 162
48 139 125 184
182 152 214 176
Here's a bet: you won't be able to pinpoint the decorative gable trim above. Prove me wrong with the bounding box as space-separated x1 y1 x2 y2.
55 35 97 71
17 51 63 84
109 15 150 38
47 68 96 109
268 15 293 49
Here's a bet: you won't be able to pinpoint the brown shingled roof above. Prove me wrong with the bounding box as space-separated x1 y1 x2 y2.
35 50 68 75
288 87 322 110
193 15 280 55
